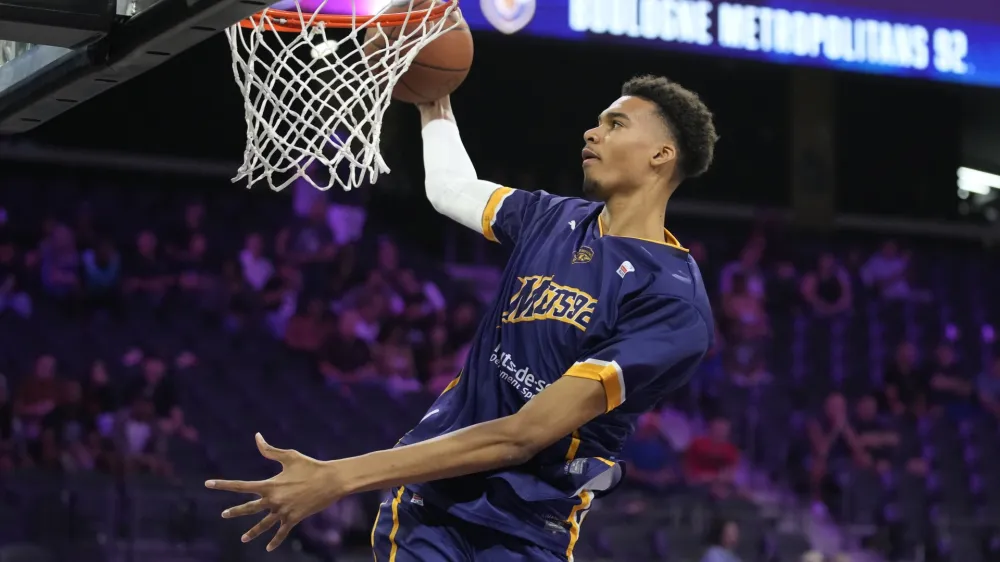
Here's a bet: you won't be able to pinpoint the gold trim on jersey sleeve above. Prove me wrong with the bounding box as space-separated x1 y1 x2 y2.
481 186 514 243
564 359 626 413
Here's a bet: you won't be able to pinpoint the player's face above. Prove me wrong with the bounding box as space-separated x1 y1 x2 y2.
581 96 675 200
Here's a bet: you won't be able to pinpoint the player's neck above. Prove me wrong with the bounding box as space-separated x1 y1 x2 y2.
600 189 670 243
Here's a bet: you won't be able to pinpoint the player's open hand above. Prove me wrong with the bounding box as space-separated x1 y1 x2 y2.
205 433 342 552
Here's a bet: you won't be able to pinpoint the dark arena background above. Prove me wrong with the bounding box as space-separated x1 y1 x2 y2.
1 1 1000 561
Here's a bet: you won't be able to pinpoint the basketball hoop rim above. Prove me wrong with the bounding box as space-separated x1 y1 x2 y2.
239 0 457 32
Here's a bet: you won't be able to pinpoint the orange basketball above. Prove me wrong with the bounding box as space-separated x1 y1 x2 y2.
363 1 473 104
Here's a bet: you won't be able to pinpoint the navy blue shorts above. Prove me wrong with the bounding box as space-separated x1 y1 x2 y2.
371 487 567 562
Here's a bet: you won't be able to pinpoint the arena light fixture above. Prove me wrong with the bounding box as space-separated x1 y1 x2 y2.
957 166 1000 195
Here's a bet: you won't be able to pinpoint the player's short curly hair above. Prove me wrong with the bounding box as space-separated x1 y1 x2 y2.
621 75 718 180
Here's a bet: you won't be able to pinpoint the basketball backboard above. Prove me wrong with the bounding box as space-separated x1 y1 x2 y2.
0 0 271 133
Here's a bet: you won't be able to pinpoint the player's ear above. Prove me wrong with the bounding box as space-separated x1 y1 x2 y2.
650 143 676 169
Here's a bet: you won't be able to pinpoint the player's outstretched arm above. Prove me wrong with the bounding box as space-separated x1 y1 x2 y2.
418 96 503 235
205 375 608 551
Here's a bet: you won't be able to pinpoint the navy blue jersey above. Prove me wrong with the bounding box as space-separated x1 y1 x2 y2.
400 187 714 558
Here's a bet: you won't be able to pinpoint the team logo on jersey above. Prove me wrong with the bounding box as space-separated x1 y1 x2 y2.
503 275 597 331
571 246 594 264
480 0 535 35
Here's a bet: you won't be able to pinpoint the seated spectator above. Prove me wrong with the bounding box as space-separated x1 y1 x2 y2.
126 356 178 423
861 240 915 301
319 310 376 387
81 239 123 317
449 302 480 345
262 264 302 338
239 232 274 291
42 380 95 471
0 375 14 471
420 324 458 390
115 397 170 476
375 325 421 396
807 392 864 510
722 272 769 365
285 298 334 355
396 268 446 329
800 253 852 318
684 417 741 498
924 342 973 422
163 406 199 443
767 259 800 315
853 394 898 475
13 355 62 442
84 360 119 437
700 518 743 562
124 231 174 300
277 199 337 295
39 224 80 303
720 241 765 300
977 357 1000 422
174 233 213 293
621 412 681 493
166 202 206 259
881 341 928 417
0 238 32 318
730 353 773 389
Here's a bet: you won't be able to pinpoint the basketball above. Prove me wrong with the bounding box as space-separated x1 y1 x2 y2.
363 1 473 104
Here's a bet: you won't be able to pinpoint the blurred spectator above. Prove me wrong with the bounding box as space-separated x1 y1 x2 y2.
800 253 852 318
927 342 974 421
852 394 898 476
375 325 420 396
81 239 123 317
167 202 206 259
124 231 173 301
881 342 928 417
115 397 170 476
262 263 302 338
422 324 458 393
977 357 1000 422
42 380 94 471
722 272 769 366
299 495 368 559
277 199 337 295
684 417 740 498
285 298 334 356
449 302 480 345
730 353 773 389
861 240 913 301
84 360 118 437
0 375 14 471
767 259 800 314
700 518 742 562
807 393 862 510
13 355 62 442
319 310 375 387
0 236 31 318
126 356 178 422
39 223 80 303
174 232 212 294
621 411 681 493
239 232 274 291
720 241 765 299
396 268 446 330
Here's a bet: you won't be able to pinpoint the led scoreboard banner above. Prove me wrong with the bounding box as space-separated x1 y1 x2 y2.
458 0 1000 88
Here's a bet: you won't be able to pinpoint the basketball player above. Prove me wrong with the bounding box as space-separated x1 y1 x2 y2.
207 75 719 561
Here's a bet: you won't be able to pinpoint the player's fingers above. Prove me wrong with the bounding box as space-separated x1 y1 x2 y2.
241 513 279 543
205 479 264 494
266 521 294 552
222 498 266 519
255 432 290 463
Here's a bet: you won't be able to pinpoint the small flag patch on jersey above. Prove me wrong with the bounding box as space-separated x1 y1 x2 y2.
617 261 635 278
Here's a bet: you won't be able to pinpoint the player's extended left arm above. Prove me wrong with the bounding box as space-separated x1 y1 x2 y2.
337 374 607 493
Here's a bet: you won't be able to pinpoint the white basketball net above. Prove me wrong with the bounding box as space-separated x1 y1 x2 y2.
226 0 462 192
